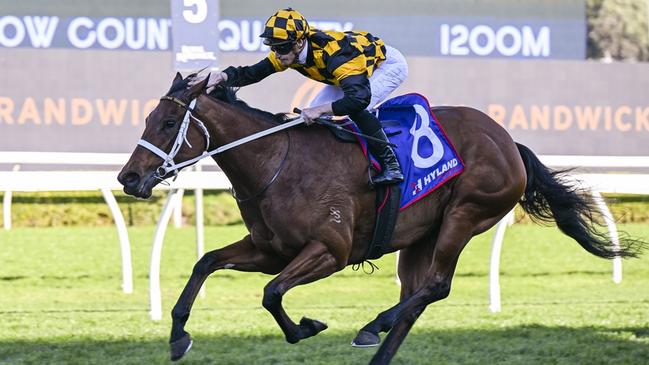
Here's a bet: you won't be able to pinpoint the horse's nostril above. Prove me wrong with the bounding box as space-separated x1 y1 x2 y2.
121 172 141 188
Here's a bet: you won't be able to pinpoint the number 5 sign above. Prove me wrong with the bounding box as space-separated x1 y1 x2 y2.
170 0 220 71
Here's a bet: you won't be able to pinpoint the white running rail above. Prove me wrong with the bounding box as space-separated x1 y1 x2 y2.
0 152 229 297
487 155 649 313
3 152 647 317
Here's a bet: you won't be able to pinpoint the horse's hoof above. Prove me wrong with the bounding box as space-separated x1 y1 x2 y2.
351 330 380 348
299 316 328 336
170 333 193 361
285 317 328 344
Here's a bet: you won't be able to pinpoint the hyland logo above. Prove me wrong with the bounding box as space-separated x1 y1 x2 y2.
411 158 460 196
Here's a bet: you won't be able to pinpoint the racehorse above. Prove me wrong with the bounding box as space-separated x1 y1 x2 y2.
117 73 643 365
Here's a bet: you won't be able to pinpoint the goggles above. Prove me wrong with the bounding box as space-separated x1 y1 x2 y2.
269 41 295 55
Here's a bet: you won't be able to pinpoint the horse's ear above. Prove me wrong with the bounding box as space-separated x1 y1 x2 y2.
173 72 183 83
187 72 210 98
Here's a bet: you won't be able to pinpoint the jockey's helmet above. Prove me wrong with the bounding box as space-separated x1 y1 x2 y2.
259 8 310 46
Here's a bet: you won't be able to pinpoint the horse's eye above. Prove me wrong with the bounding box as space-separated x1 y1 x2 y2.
164 119 176 128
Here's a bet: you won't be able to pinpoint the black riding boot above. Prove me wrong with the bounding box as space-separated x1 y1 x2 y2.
367 129 404 185
349 109 404 186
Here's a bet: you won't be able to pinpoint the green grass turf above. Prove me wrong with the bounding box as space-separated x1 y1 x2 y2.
0 224 647 364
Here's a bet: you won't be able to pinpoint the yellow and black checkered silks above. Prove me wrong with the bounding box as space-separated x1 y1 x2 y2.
260 8 310 43
267 28 387 86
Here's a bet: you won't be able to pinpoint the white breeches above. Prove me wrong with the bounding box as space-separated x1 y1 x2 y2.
308 45 409 111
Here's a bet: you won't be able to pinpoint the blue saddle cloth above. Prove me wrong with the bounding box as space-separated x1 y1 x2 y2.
345 93 464 210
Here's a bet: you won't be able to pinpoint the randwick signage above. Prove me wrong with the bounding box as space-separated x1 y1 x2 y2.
2 54 648 155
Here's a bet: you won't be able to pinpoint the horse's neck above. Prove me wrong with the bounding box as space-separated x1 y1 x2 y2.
196 95 285 197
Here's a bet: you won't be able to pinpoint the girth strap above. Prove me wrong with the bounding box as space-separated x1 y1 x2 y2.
365 184 401 260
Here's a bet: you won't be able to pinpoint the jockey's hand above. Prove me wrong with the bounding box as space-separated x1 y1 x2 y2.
188 72 228 91
301 103 333 125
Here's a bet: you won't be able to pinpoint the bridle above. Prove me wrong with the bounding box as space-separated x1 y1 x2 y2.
138 96 210 178
137 94 305 199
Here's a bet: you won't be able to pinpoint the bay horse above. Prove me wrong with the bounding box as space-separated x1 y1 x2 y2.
117 73 643 364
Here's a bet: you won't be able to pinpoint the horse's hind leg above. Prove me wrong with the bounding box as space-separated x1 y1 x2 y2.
368 213 504 365
169 235 284 361
352 238 436 347
262 239 344 344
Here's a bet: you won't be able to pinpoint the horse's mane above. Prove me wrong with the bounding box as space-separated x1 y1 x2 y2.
207 84 287 124
166 76 286 124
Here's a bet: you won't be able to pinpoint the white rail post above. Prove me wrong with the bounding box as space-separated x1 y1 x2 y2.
100 188 133 294
172 189 185 228
591 190 623 283
489 210 514 313
3 164 20 230
195 164 206 298
395 251 401 286
2 191 9 230
150 189 179 320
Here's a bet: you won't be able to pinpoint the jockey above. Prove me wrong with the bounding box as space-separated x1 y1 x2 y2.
198 8 408 185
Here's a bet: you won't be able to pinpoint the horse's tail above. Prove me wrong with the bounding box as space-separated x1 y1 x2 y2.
515 142 645 259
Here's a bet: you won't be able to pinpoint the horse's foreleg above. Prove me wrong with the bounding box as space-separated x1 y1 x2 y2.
170 235 284 361
262 240 342 344
368 217 474 365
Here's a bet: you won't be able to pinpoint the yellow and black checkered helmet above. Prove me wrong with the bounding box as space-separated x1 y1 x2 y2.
260 8 310 45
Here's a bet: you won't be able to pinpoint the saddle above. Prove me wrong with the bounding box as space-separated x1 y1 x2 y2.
326 122 358 143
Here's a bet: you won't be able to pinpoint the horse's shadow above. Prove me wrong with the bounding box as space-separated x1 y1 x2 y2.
1 325 647 365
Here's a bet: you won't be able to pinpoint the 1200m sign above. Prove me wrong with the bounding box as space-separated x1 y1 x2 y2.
439 24 550 58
